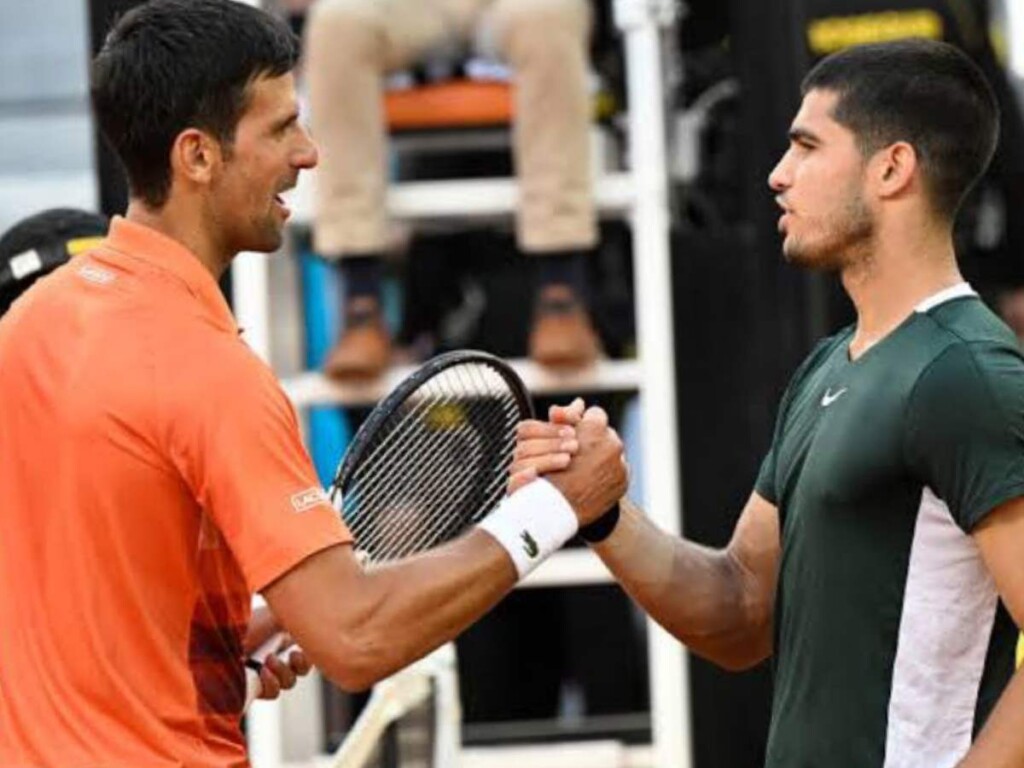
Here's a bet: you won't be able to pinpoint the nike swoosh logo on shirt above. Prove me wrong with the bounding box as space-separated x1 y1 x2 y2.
821 388 848 407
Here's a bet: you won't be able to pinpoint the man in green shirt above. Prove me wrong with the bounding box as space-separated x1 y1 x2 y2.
515 38 1024 767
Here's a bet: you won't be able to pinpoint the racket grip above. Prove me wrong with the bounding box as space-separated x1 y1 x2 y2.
243 631 300 711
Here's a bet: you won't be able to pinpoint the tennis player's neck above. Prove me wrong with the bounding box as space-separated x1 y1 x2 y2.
843 237 961 361
125 201 228 280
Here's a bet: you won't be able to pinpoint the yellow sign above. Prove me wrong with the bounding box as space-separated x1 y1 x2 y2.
65 236 105 257
808 10 944 56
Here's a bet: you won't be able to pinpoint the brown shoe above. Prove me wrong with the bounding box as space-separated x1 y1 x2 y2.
528 286 601 370
324 298 392 380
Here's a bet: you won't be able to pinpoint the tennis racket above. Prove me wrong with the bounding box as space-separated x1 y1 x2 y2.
244 350 533 708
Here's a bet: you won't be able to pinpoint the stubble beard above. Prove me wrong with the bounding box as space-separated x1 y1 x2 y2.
253 212 284 253
783 190 874 274
229 202 284 255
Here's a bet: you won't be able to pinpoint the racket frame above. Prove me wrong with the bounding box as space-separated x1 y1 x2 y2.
330 350 533 507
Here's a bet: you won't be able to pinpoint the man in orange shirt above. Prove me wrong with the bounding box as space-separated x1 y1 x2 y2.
0 1 626 765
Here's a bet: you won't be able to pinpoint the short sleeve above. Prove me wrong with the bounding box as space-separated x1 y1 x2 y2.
905 342 1024 532
755 448 778 505
168 342 352 592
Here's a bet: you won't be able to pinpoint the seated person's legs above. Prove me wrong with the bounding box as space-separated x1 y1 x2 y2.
308 0 601 377
306 0 481 378
486 0 601 369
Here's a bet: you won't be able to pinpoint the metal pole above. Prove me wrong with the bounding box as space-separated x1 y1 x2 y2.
1007 0 1024 80
236 249 282 746
614 1 691 766
233 251 273 364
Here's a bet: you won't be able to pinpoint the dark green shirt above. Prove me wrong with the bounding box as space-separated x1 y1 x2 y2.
756 287 1024 768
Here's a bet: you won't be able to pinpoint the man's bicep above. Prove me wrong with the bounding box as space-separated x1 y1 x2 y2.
261 542 367 687
727 492 781 614
974 495 1024 628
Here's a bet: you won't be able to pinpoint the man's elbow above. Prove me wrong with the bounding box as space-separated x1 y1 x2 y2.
686 633 770 673
711 620 773 672
711 645 771 673
684 608 773 673
314 630 394 693
323 661 377 693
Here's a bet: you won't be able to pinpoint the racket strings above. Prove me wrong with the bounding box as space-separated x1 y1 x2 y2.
341 363 506 501
347 408 513 564
378 465 509 561
345 391 515 554
358 409 516 562
342 386 463 496
346 399 515 562
341 374 501 519
338 362 522 565
341 364 505 505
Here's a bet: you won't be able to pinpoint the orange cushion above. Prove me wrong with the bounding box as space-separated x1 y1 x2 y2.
385 80 514 131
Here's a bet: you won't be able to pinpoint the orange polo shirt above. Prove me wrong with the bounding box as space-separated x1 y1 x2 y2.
0 217 351 767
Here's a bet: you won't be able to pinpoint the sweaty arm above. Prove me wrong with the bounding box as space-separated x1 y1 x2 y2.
262 411 627 693
591 492 780 671
264 531 515 692
527 400 782 671
957 495 1024 768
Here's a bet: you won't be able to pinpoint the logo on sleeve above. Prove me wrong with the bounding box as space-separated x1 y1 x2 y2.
290 487 330 513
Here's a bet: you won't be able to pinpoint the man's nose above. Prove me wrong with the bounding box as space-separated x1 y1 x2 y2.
294 126 318 169
768 151 792 193
765 147 794 193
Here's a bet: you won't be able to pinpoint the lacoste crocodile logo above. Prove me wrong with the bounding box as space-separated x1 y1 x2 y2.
521 530 539 558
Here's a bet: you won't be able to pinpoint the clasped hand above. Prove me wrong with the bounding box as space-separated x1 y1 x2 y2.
509 398 628 525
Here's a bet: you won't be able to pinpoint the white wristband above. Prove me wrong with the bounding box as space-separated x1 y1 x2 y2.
477 478 578 580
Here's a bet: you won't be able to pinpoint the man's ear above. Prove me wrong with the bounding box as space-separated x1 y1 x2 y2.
874 141 919 200
169 128 224 188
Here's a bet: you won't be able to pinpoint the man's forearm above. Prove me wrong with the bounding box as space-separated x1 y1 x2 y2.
330 531 518 691
265 531 518 692
958 664 1024 767
592 499 773 670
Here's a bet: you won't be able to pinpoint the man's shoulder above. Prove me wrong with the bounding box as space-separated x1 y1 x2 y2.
163 324 278 396
907 304 1024 422
913 298 1024 387
920 296 1019 350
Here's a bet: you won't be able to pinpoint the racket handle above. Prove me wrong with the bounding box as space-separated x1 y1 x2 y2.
243 631 300 711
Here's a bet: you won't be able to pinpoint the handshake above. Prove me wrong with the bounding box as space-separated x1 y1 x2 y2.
508 398 630 533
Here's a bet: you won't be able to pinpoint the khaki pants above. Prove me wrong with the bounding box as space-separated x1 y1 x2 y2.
305 0 596 257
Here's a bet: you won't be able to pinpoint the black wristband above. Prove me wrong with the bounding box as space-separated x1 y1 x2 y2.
578 502 621 544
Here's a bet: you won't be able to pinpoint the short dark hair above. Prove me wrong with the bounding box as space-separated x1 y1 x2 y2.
90 0 299 208
0 208 109 316
802 38 1000 221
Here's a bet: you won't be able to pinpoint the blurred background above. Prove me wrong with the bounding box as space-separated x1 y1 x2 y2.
0 0 97 231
